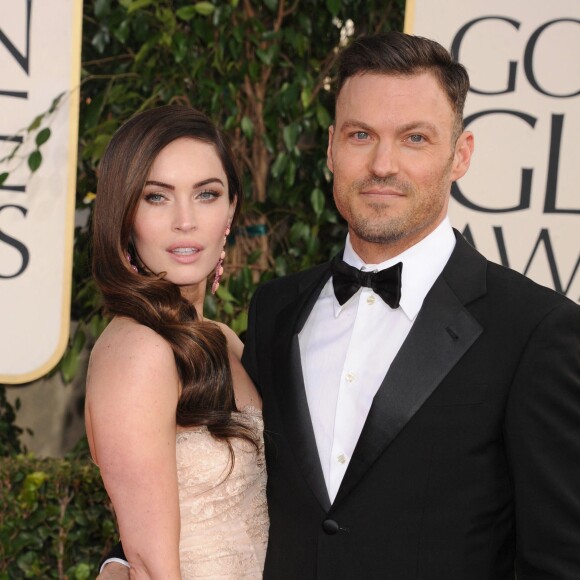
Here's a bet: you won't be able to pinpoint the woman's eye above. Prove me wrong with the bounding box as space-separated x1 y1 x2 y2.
144 193 165 203
198 190 220 201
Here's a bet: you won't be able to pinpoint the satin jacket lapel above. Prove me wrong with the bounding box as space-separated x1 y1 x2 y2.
271 264 332 511
334 235 486 506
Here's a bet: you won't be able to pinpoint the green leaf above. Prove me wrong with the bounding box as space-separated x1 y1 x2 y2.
289 221 310 244
35 128 51 147
256 46 277 66
94 0 111 18
172 33 187 62
274 255 287 277
263 0 278 12
285 158 297 187
283 123 299 152
175 6 198 20
270 152 287 178
316 104 332 129
300 86 312 109
27 114 44 132
240 115 254 139
326 0 340 16
231 310 248 335
0 172 8 185
126 0 154 14
194 2 215 16
72 328 87 354
48 91 65 113
247 249 262 265
28 150 42 172
91 28 110 53
60 349 79 384
310 187 325 217
216 284 237 302
73 563 91 580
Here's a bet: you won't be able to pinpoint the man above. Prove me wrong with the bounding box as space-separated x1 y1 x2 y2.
242 32 580 579
101 32 580 579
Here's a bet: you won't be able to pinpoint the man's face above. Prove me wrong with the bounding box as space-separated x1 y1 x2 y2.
327 71 473 262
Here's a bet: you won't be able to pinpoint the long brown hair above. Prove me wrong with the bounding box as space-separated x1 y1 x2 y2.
92 105 257 453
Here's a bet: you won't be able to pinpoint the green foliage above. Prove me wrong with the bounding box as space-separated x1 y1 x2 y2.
0 386 27 457
74 0 403 336
0 452 117 578
3 0 403 382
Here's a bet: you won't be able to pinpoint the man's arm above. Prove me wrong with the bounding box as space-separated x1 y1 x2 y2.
505 298 580 578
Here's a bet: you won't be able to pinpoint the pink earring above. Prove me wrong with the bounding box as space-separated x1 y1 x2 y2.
125 251 138 273
211 224 231 295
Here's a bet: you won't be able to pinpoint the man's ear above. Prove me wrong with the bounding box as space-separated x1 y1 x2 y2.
326 124 335 174
451 131 474 182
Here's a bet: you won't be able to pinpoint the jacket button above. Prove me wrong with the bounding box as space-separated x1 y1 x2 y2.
322 519 339 535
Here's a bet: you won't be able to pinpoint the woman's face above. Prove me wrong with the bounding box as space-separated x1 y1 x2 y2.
132 137 235 295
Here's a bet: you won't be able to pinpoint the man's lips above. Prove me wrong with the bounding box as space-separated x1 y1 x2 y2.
361 187 405 197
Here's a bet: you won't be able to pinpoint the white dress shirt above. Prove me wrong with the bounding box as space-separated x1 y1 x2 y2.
298 218 456 502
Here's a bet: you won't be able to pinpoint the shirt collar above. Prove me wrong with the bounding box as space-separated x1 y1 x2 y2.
333 218 456 319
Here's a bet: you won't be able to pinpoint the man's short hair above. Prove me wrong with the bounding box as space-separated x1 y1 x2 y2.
336 32 470 138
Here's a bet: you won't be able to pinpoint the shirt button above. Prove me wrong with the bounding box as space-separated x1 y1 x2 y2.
345 372 356 383
337 453 347 464
366 294 376 305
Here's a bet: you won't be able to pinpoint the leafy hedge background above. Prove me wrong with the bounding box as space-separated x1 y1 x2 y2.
1 0 404 575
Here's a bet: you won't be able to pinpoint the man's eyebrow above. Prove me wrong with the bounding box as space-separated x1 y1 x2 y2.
338 120 440 136
398 121 440 135
143 177 225 189
339 120 375 133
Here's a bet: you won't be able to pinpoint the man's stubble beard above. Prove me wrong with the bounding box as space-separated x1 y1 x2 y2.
334 175 421 246
334 168 453 247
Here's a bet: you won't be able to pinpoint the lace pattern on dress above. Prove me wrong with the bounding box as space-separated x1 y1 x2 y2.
176 406 268 579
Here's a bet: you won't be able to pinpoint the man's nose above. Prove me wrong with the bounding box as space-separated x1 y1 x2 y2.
369 140 399 177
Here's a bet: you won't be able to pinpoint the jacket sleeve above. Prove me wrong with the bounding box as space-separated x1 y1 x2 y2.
241 284 262 393
99 542 127 569
505 298 580 578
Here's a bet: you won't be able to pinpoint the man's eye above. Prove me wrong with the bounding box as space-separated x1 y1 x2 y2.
353 131 369 140
409 134 424 143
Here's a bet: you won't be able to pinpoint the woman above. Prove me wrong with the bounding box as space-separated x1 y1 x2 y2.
85 105 268 579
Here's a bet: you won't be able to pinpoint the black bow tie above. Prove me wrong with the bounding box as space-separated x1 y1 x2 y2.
331 255 402 308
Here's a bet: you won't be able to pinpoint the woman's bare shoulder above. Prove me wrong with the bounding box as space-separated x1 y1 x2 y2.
92 317 172 361
88 317 177 396
213 321 244 358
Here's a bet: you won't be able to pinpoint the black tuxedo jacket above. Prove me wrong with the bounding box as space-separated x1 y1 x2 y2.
241 232 580 580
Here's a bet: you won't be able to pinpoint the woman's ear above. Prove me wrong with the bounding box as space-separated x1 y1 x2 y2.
228 195 237 223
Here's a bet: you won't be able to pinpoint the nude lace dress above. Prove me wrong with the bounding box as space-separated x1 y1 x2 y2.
176 406 268 579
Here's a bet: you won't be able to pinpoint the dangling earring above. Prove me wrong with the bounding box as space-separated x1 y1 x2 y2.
125 251 138 273
211 224 231 295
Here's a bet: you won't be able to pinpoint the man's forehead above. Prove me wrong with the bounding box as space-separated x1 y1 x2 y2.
335 72 455 125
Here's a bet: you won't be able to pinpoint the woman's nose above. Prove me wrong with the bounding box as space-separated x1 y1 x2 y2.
172 201 196 231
